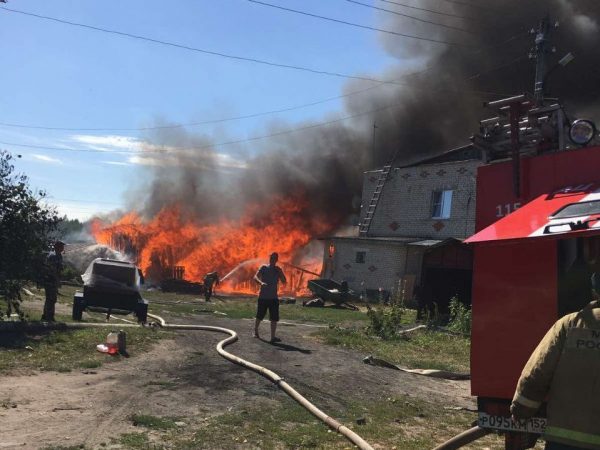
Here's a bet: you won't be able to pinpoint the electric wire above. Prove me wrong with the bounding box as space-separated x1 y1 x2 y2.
0 83 408 132
0 6 434 84
47 197 123 205
0 4 528 133
1 103 410 155
376 0 476 20
344 0 474 33
467 54 529 80
0 56 453 132
430 0 500 12
0 85 512 157
246 0 476 47
0 39 528 134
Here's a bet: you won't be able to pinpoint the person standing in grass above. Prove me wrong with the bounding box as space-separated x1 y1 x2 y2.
41 240 65 322
253 252 286 343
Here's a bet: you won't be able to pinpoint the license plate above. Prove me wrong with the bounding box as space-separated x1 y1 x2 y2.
478 412 547 434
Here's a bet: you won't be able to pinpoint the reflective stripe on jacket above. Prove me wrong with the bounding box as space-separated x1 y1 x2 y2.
510 300 600 450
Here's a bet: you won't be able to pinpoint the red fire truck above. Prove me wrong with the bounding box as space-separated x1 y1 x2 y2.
463 95 599 449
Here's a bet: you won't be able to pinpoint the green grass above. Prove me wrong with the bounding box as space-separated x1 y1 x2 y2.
0 323 164 374
116 432 152 449
315 327 470 373
0 285 169 374
142 289 379 325
115 394 506 449
130 414 179 430
20 284 383 326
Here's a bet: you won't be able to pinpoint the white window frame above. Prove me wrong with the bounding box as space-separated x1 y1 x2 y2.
431 190 453 219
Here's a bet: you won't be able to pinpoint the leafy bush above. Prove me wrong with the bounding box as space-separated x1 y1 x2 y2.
61 264 83 284
447 296 471 334
366 283 405 339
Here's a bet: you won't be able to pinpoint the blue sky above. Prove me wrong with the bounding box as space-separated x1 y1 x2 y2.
0 0 406 220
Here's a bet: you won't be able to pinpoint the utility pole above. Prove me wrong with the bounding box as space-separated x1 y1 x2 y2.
532 16 552 106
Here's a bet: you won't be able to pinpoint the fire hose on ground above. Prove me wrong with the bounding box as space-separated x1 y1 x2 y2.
1 313 374 450
2 312 487 449
148 313 374 450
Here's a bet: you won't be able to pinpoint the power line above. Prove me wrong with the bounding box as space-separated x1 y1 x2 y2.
47 197 123 206
0 80 503 134
0 99 478 157
345 0 474 33
0 68 516 156
467 54 529 80
0 85 394 132
0 44 527 133
431 0 501 13
0 61 446 132
0 6 440 84
246 0 476 47
0 24 528 135
376 0 476 20
0 51 524 133
0 1 528 133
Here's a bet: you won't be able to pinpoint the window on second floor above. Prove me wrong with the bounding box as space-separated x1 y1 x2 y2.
432 190 453 219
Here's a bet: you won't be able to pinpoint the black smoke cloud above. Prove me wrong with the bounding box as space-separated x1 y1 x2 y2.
127 0 600 228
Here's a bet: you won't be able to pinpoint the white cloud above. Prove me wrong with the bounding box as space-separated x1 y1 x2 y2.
70 134 141 152
70 134 247 170
103 160 132 166
127 151 247 170
32 153 63 165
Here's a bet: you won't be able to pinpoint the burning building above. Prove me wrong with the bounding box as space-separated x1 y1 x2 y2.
91 197 328 295
90 2 599 298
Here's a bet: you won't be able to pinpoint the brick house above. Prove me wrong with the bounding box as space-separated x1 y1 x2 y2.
321 144 482 307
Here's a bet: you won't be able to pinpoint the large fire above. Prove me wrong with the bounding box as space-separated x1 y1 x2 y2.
90 194 334 295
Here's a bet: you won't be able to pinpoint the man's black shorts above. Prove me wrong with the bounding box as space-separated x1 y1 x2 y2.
256 298 279 322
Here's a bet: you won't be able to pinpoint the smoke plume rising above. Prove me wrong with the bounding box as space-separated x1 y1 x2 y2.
123 1 599 227
93 1 599 279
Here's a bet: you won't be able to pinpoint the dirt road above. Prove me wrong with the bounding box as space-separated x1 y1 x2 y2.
0 314 474 449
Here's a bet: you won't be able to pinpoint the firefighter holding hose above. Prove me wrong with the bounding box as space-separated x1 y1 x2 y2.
253 252 286 343
203 271 219 302
511 273 600 450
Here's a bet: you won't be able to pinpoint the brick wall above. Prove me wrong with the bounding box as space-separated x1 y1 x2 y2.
322 238 425 294
367 160 482 239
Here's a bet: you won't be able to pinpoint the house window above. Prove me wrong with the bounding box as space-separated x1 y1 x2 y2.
355 251 366 264
431 190 453 219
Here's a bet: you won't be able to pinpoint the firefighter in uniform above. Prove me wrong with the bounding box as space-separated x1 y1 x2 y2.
41 240 65 322
203 272 219 302
511 273 600 450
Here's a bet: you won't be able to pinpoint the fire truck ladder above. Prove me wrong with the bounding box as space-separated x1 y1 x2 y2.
359 164 392 237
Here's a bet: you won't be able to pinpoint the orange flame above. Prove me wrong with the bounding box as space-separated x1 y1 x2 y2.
91 194 334 295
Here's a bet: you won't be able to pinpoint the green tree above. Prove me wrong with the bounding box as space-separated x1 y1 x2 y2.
56 216 84 239
0 151 60 319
